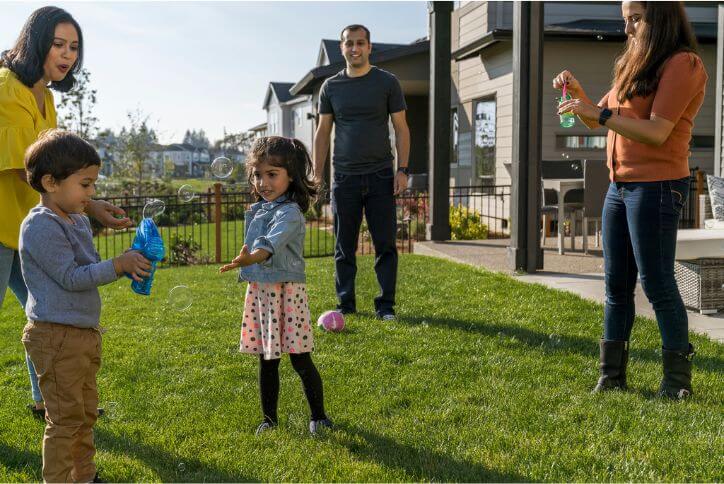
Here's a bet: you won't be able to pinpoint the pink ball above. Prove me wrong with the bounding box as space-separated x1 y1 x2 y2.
317 310 345 332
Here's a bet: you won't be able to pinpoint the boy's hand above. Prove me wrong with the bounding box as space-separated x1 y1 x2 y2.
219 245 254 273
87 200 133 230
113 250 152 282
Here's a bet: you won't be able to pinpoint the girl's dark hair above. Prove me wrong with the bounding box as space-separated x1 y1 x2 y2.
0 6 83 92
613 1 698 102
25 129 100 193
246 136 319 212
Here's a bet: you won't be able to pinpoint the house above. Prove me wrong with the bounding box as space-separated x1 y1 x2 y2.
249 122 268 139
449 1 720 189
261 82 315 150
158 143 211 177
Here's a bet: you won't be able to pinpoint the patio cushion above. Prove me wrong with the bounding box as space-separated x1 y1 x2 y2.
676 228 724 260
704 219 724 230
706 175 724 220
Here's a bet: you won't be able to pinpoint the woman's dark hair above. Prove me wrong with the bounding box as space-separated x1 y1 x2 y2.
246 136 319 212
613 1 698 102
0 6 83 92
25 129 100 193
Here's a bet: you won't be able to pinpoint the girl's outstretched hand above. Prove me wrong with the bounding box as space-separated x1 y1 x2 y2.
219 245 252 273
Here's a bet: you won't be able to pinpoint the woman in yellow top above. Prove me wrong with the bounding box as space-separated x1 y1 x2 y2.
1 6 131 417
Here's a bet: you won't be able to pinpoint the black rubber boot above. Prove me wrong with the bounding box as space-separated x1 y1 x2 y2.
593 339 629 392
659 343 695 399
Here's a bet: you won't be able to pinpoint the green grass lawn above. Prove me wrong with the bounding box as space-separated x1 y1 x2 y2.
95 220 335 262
1 255 722 482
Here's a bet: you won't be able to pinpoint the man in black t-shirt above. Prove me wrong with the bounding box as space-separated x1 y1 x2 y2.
313 24 410 321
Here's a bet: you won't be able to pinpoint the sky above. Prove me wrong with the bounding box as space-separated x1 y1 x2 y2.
1 1 429 144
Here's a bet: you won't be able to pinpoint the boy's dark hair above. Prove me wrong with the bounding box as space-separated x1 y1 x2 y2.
340 24 370 43
0 6 84 92
246 136 318 212
25 129 101 193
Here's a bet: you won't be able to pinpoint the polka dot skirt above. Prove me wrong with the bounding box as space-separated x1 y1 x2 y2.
240 282 313 360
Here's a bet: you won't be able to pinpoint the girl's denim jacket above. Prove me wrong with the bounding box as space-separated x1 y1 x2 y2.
239 195 306 283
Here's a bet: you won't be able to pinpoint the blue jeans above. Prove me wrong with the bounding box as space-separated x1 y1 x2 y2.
331 167 398 315
601 178 690 351
0 243 43 402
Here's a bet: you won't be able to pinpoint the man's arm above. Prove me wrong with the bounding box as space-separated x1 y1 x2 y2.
391 110 410 195
313 113 334 185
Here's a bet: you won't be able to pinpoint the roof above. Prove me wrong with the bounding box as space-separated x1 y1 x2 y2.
291 39 430 96
453 19 718 61
262 82 295 108
249 122 268 132
318 39 406 66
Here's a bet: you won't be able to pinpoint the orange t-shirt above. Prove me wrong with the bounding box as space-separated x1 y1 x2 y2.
598 52 708 182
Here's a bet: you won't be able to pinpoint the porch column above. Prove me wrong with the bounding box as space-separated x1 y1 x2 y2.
427 1 453 241
715 3 723 177
508 1 543 272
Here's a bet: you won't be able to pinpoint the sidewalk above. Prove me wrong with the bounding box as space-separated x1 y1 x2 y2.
414 239 724 343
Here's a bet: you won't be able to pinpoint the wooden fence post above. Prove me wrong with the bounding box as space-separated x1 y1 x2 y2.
214 183 222 263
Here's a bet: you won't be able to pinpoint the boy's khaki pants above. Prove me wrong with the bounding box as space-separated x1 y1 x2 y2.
22 321 102 483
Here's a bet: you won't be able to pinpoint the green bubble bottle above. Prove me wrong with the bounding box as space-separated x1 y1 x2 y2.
558 82 576 128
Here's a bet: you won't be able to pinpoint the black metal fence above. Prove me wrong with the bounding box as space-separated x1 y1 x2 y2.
93 186 430 265
449 185 512 239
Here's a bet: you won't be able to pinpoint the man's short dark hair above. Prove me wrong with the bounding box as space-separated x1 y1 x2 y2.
25 129 101 193
340 24 370 43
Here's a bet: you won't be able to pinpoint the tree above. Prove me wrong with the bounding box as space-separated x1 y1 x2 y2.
116 110 158 193
183 129 210 149
57 68 99 139
213 130 255 155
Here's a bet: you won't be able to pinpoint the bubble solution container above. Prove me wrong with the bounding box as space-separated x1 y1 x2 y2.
127 218 166 295
558 93 576 128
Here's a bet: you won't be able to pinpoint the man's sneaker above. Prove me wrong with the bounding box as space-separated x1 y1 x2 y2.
378 313 396 321
309 418 334 435
336 307 356 315
255 421 277 436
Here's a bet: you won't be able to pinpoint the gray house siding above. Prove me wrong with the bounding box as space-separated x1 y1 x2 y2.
451 1 719 191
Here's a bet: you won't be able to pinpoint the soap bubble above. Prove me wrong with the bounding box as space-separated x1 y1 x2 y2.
142 199 165 219
178 463 186 472
169 285 193 311
178 184 196 202
105 401 118 419
596 35 604 41
211 157 233 179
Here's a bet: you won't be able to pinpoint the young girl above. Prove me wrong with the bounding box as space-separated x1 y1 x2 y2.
220 136 332 435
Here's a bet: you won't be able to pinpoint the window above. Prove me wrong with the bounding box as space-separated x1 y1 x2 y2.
556 135 607 150
474 98 496 178
451 108 459 165
690 135 714 151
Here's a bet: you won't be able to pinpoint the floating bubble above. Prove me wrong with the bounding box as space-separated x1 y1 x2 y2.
571 163 580 171
178 463 186 472
596 35 604 41
106 401 118 419
549 334 562 346
143 199 165 219
178 184 196 202
211 156 233 179
169 285 193 311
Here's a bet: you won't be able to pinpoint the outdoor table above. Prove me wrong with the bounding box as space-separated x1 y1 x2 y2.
542 178 584 255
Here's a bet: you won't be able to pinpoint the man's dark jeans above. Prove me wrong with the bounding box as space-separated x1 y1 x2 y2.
331 167 397 316
601 177 690 351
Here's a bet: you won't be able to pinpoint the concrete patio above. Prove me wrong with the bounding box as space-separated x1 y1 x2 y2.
414 238 724 343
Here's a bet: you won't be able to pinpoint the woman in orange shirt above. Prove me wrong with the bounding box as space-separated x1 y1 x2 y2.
553 1 707 399
1 7 131 417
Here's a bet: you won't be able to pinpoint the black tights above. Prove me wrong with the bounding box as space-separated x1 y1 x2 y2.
259 353 326 424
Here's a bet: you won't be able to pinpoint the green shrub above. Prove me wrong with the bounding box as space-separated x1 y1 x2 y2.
168 234 209 266
449 204 489 240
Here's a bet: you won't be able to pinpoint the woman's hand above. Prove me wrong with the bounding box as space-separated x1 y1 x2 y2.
558 97 601 123
86 199 133 230
553 70 583 98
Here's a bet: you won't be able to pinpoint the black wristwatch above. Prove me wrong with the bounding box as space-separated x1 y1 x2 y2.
397 166 409 176
598 108 613 126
